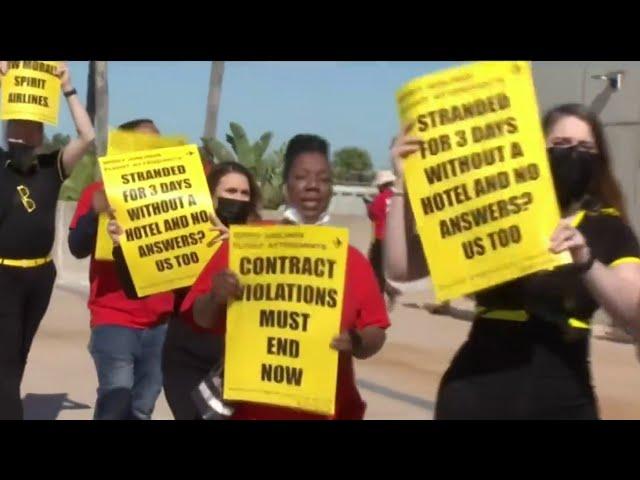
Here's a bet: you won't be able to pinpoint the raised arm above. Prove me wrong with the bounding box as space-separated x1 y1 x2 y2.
384 124 430 281
56 62 95 175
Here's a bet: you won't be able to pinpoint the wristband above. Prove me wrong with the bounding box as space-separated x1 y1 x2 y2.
63 88 77 98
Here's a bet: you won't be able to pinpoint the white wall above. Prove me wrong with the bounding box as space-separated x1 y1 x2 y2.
53 201 90 290
329 185 377 216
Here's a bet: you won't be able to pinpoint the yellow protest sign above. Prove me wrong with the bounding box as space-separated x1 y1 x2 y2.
397 61 571 302
98 144 218 296
224 225 349 416
94 214 114 261
1 61 61 125
94 131 189 261
107 129 187 155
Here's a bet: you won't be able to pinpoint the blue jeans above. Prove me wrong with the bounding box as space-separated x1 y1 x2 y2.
89 323 167 420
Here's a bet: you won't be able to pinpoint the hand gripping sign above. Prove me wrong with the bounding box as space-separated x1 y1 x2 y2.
99 144 218 296
94 129 188 261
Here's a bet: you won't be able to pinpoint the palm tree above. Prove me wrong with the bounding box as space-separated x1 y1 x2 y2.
93 61 109 160
86 60 109 181
203 122 285 209
203 61 225 143
86 61 96 124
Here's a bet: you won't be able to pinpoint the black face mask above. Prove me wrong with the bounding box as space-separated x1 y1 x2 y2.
548 146 600 210
215 197 252 227
7 141 38 173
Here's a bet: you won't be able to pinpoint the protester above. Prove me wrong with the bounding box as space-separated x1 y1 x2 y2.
384 103 640 419
107 161 262 419
0 61 94 419
68 119 174 420
181 134 390 420
366 170 400 309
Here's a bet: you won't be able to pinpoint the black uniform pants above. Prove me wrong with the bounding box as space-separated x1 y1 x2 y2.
368 239 385 293
0 262 56 419
162 315 222 420
434 333 599 420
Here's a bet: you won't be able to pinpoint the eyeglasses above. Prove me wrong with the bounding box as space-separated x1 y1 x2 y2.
16 185 36 213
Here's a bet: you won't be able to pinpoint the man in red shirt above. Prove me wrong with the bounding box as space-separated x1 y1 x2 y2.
366 170 399 308
68 119 174 420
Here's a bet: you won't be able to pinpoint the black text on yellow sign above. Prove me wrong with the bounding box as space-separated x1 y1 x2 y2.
397 61 571 301
225 225 349 416
0 61 61 126
94 130 188 261
98 144 219 296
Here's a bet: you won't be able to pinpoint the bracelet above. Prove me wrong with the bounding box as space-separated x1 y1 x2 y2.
63 88 77 98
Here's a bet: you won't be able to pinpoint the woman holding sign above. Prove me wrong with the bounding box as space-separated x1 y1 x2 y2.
158 161 262 420
181 134 390 420
107 160 262 420
385 104 640 420
0 61 94 419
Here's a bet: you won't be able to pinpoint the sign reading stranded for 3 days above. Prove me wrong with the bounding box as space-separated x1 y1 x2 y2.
99 144 217 296
94 130 188 262
397 61 571 301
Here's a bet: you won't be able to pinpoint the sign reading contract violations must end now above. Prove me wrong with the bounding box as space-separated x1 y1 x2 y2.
224 225 349 416
397 61 571 302
1 61 61 125
98 144 218 296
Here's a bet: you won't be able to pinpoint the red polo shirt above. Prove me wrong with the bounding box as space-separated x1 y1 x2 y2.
70 181 174 329
180 238 391 420
367 188 394 240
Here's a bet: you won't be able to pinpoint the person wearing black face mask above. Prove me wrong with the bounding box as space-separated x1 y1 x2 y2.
385 103 640 420
6 142 38 172
548 145 601 212
109 161 261 420
214 196 253 227
0 62 95 419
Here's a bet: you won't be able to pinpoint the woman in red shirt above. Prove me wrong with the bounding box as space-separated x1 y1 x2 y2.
107 161 262 420
181 134 391 420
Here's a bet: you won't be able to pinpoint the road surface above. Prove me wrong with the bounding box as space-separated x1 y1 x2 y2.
21 214 640 419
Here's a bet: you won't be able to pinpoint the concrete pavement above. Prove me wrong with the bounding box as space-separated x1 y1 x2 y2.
20 213 640 419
